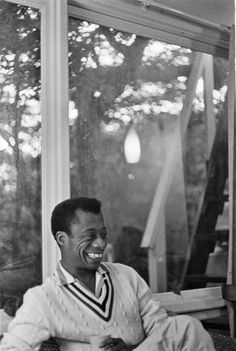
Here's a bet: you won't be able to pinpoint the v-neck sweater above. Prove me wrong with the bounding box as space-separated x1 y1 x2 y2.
58 261 105 298
1 263 168 351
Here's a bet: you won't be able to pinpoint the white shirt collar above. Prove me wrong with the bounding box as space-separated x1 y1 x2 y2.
57 261 106 296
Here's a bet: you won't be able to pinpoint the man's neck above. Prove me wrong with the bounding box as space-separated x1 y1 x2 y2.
61 262 97 293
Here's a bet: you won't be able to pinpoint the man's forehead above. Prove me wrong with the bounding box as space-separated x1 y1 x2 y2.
74 209 104 222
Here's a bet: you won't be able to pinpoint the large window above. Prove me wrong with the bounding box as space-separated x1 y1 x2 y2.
68 17 229 292
0 1 41 309
0 0 234 322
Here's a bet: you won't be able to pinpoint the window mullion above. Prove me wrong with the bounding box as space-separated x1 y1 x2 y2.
41 0 70 280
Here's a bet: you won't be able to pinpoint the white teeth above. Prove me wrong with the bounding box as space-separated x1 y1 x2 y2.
87 253 102 260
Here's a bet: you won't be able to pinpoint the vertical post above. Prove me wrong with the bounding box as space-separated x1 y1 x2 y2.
203 54 215 160
227 25 236 338
41 0 70 280
148 211 167 292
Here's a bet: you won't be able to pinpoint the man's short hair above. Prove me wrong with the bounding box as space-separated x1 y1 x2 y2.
51 197 101 238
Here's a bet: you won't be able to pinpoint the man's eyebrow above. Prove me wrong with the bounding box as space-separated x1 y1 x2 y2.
83 227 107 232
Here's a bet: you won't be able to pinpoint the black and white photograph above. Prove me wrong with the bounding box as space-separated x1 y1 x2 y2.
0 1 235 350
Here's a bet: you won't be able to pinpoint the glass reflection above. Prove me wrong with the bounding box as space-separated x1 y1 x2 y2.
0 1 41 310
68 18 228 292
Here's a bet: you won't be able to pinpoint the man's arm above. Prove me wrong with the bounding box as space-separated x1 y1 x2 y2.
1 289 52 351
131 269 216 351
134 273 168 337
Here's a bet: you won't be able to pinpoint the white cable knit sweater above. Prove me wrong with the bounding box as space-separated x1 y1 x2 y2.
1 263 167 351
1 262 215 351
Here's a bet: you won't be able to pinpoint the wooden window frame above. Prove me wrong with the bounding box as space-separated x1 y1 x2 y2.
68 0 230 58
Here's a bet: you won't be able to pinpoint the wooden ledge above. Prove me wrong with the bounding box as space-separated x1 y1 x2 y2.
152 286 227 320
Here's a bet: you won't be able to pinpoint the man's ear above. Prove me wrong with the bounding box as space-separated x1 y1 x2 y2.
55 231 68 247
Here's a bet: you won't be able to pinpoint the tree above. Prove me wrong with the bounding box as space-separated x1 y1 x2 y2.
68 18 228 287
0 3 228 299
0 2 41 305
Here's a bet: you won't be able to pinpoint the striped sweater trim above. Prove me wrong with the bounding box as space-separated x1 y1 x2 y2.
64 265 114 322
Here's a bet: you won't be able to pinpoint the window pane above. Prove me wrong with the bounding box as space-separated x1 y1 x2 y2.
68 18 228 292
0 1 41 310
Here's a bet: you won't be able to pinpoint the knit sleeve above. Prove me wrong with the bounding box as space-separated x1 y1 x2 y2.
129 267 168 337
0 288 52 351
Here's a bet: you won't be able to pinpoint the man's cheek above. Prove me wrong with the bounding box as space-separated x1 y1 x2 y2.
75 239 88 253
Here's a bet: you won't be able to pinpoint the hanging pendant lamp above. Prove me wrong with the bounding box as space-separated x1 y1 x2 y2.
124 127 141 163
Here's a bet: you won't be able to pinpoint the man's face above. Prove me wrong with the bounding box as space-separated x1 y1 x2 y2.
62 209 108 271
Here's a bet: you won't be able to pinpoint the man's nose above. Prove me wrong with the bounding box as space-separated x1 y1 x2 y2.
92 234 107 248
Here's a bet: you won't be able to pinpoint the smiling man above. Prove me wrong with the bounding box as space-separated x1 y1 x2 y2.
1 197 215 351
53 199 108 294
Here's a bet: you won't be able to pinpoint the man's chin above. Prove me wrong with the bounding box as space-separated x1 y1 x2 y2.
84 257 102 270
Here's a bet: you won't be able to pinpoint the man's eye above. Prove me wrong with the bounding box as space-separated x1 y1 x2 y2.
82 231 108 239
101 232 108 239
82 231 96 239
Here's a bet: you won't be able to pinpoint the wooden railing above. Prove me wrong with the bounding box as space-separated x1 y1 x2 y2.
153 286 227 320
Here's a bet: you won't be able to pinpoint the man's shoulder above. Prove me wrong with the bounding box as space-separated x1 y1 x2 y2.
102 262 139 277
24 275 59 299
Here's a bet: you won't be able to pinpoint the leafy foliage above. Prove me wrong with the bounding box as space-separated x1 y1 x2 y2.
0 2 41 305
0 3 229 305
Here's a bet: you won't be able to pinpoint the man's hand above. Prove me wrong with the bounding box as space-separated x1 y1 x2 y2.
98 337 134 350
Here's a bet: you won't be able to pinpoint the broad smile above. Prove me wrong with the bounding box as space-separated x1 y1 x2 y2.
86 252 103 260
